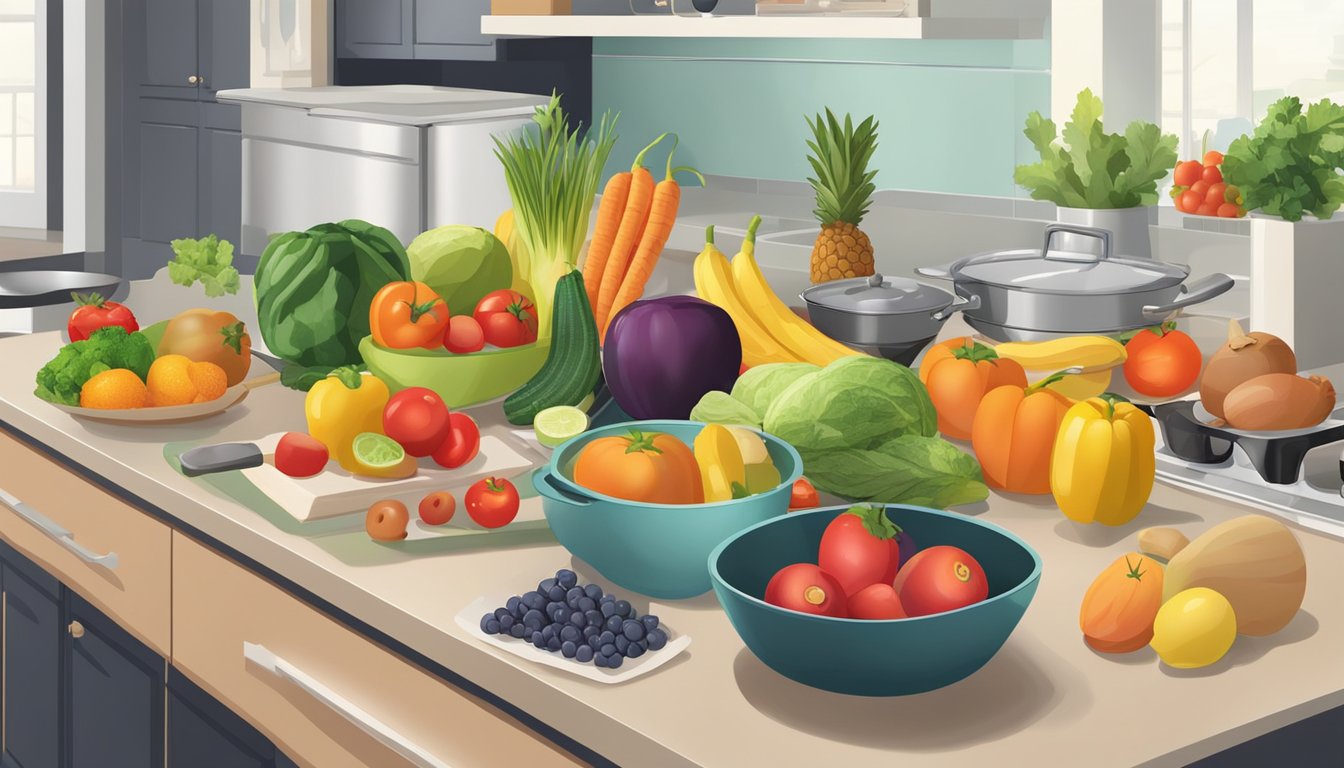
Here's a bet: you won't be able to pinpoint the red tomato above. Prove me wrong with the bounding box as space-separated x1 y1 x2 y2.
1201 164 1223 185
764 563 848 617
1203 150 1224 166
465 477 519 529
430 412 481 469
1178 190 1202 212
789 477 820 510
1196 202 1219 216
68 293 138 342
817 505 902 596
418 491 456 525
383 387 451 457
473 290 538 348
1204 181 1227 205
1172 160 1202 187
893 546 989 617
1123 325 1202 398
1190 180 1209 197
1216 202 1242 218
443 315 485 354
848 583 907 620
274 432 329 478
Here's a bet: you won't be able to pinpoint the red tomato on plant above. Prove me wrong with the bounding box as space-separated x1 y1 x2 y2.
848 583 907 620
789 477 820 510
764 563 847 617
274 432 329 478
474 290 537 348
431 412 481 469
1172 160 1202 187
68 292 138 341
1201 164 1223 185
443 315 485 354
370 281 449 350
893 546 989 617
465 477 519 529
817 504 902 596
383 387 450 457
1178 190 1202 213
1203 150 1224 166
1123 323 1202 398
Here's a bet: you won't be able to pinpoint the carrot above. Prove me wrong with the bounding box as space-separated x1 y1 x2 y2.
602 139 705 341
595 134 669 331
583 134 667 311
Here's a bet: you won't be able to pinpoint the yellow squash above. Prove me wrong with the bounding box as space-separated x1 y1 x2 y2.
1050 394 1155 526
693 424 748 502
304 367 391 472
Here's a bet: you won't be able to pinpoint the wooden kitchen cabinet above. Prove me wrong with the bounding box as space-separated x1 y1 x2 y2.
335 0 500 62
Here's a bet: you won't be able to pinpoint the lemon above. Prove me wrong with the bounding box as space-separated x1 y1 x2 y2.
534 405 589 448
1150 587 1237 669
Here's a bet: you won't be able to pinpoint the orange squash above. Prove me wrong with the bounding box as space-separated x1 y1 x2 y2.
1080 553 1165 653
971 375 1071 494
920 338 1027 440
573 430 704 505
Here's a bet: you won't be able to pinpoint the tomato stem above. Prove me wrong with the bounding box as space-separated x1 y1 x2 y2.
70 291 107 308
485 477 505 493
951 340 1000 364
623 430 663 455
844 503 901 540
405 298 443 324
219 321 246 354
1124 555 1146 581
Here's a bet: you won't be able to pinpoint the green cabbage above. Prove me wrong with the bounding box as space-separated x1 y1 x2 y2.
254 220 410 390
407 225 512 317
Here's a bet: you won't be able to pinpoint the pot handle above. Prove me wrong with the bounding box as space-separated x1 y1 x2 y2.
914 264 953 280
931 292 981 321
1141 273 1236 319
1041 223 1112 262
532 468 596 507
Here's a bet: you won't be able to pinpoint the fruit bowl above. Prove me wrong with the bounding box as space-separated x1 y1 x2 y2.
709 504 1041 696
533 420 803 600
359 336 549 408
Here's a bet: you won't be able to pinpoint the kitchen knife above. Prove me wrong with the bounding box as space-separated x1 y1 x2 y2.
179 443 264 477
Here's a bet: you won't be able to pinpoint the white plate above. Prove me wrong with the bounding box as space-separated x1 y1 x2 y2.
454 595 691 684
50 382 250 424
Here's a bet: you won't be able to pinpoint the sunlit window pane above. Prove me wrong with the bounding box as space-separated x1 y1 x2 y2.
14 91 31 136
0 94 11 138
13 135 31 188
0 22 35 87
0 137 13 187
0 0 36 14
1253 0 1344 110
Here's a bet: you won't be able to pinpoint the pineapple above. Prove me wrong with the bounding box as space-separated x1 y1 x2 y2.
805 109 879 284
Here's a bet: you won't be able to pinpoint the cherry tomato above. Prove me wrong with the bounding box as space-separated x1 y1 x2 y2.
473 290 538 348
848 583 907 620
764 563 847 617
1172 160 1202 187
68 293 139 342
817 504 902 596
1204 182 1227 205
1201 164 1223 185
893 546 988 617
418 491 456 526
465 477 520 529
1190 180 1210 197
1196 202 1219 217
383 387 451 457
1216 202 1242 218
1178 190 1203 213
431 412 481 469
1123 325 1202 398
789 477 820 510
1203 150 1224 167
443 315 485 354
370 281 449 350
274 432 329 478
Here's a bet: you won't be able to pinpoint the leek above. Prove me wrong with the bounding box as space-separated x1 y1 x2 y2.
493 93 618 342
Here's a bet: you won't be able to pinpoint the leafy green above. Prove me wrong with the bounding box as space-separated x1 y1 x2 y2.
800 436 988 509
1014 88 1178 209
168 235 241 297
1221 96 1344 222
730 363 818 423
689 390 762 428
407 225 512 317
34 326 156 405
764 356 936 452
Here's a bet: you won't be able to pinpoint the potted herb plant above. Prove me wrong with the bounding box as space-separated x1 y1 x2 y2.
1014 89 1179 259
1222 95 1344 370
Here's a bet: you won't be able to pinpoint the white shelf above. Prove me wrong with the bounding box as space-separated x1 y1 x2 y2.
480 14 1044 41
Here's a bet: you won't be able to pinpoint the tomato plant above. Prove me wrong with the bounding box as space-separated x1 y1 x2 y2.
370 281 450 349
474 289 538 348
892 545 989 617
465 477 520 529
1122 323 1202 398
817 504 902 596
274 432 329 478
431 412 481 469
764 563 848 617
68 293 139 342
383 387 451 457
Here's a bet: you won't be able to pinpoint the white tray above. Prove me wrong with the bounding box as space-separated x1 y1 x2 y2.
454 595 691 684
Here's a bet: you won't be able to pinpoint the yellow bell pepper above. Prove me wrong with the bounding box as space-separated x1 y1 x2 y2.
1050 394 1155 526
304 367 390 472
694 424 748 502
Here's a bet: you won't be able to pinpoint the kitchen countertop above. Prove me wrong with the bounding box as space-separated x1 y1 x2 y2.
2 325 1341 767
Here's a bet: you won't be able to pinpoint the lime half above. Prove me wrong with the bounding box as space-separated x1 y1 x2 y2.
352 432 406 469
534 405 589 448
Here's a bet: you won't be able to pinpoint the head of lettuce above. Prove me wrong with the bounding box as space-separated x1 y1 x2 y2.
254 220 411 390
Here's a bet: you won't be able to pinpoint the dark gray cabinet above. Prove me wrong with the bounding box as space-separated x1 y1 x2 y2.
2 546 62 768
168 669 292 768
336 0 498 61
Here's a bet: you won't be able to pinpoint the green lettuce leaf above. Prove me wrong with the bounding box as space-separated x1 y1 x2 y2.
168 235 241 297
1223 96 1344 221
799 435 988 508
689 390 762 429
730 363 818 423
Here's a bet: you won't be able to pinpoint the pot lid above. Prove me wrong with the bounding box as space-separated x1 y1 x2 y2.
802 273 953 315
951 247 1188 292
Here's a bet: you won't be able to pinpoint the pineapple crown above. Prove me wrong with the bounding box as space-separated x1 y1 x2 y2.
805 108 880 228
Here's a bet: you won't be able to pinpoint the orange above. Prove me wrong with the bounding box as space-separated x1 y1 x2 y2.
80 369 149 409
187 361 228 402
146 354 197 406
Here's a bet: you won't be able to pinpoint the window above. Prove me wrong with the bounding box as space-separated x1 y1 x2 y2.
0 0 37 191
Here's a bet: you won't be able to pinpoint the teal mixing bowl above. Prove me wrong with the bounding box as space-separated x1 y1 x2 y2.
709 505 1041 696
534 420 802 600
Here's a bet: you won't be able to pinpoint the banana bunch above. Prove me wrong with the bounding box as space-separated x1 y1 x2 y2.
993 336 1128 400
693 216 858 368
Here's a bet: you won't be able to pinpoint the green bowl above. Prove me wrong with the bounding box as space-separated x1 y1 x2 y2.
710 505 1041 696
358 335 549 408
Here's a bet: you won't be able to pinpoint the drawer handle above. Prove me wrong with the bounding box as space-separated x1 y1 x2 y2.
0 487 119 570
243 642 450 768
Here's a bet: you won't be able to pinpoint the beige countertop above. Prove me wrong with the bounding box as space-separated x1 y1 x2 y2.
2 328 1341 768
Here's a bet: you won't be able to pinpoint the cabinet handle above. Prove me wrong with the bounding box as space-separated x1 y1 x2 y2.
0 487 119 570
69 621 85 639
187 75 201 85
243 643 450 768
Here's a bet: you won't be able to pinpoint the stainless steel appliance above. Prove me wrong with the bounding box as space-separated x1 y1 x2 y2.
800 273 977 364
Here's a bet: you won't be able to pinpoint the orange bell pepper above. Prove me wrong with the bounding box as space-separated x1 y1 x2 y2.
919 338 1027 440
970 372 1072 494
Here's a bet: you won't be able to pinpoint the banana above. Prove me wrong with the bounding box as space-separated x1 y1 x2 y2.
693 226 803 367
730 217 858 367
994 335 1127 371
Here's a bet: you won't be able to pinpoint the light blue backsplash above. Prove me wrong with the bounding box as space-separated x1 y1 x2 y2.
591 36 1050 197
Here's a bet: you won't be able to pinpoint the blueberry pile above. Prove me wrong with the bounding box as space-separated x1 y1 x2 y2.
480 569 669 669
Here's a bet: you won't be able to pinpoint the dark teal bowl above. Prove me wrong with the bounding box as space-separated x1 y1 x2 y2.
535 420 803 600
709 505 1041 696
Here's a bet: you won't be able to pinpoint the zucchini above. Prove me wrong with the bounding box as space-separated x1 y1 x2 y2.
504 270 601 425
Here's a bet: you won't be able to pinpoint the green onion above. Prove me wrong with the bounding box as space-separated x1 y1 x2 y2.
493 92 618 342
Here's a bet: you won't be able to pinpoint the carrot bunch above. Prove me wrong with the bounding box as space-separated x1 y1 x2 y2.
587 134 704 342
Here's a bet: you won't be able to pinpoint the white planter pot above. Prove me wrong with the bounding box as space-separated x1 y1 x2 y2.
1055 206 1155 259
1249 216 1344 371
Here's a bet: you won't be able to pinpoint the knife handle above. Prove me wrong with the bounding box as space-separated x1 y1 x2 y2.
179 443 264 477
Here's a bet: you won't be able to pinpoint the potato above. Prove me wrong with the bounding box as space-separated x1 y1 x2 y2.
1162 515 1306 636
1199 320 1296 419
1137 526 1190 561
1223 373 1335 431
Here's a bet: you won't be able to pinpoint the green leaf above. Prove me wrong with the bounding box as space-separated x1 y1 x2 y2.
167 235 242 296
689 390 763 429
1222 95 1344 221
799 435 988 509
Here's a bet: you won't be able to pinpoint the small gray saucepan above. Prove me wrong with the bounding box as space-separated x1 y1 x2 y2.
800 274 981 365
